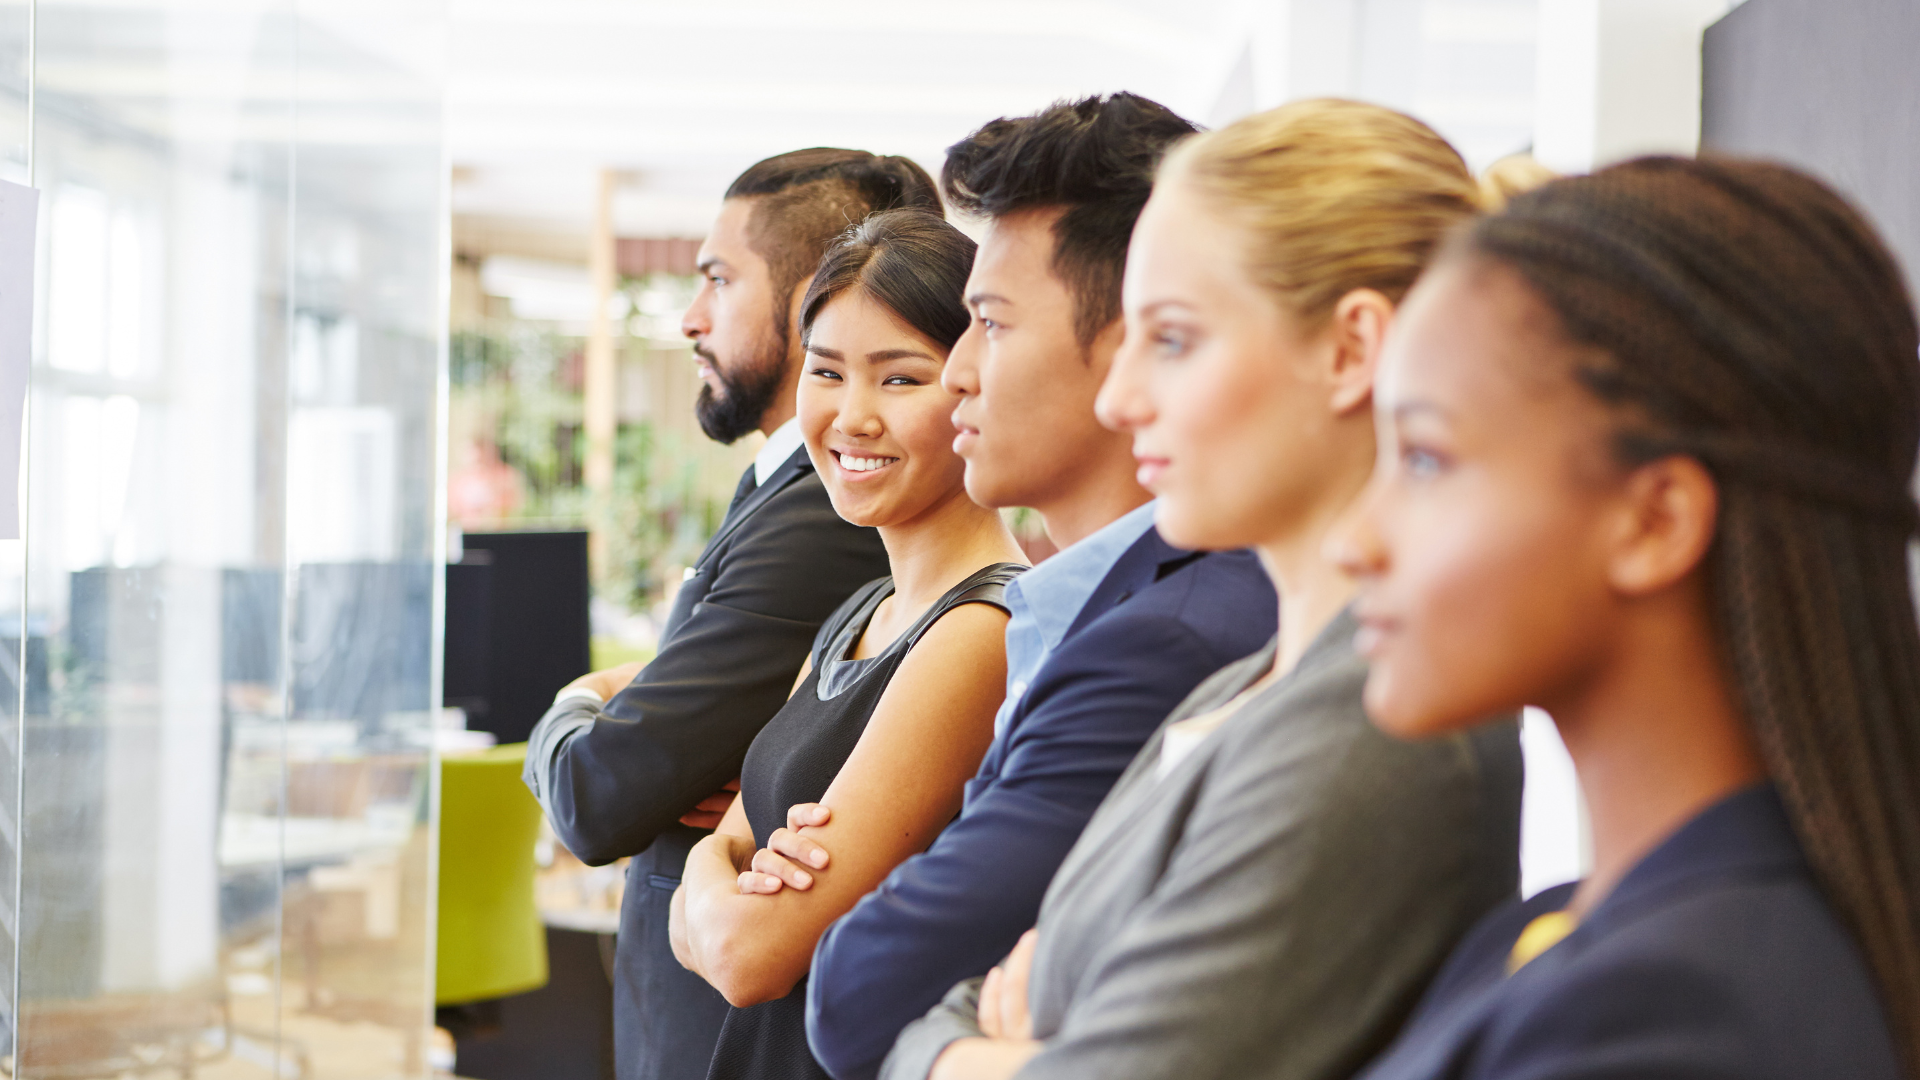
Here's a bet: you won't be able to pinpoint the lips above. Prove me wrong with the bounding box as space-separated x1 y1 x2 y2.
950 404 980 456
1350 607 1398 659
1133 455 1170 490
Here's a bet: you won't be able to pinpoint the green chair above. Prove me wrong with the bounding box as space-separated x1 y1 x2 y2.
437 742 549 1005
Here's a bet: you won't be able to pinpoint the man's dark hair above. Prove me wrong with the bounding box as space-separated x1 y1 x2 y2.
942 93 1200 346
800 209 976 353
726 149 942 325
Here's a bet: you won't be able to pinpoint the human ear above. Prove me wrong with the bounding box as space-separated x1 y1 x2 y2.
1605 455 1720 596
786 287 810 361
1327 289 1394 416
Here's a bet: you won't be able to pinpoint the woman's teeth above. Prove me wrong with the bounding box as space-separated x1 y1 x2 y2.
840 454 898 472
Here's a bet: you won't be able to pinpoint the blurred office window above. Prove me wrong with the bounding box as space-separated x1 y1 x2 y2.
0 0 448 1076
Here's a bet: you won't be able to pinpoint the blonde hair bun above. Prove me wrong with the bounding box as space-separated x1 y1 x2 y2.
1160 98 1482 325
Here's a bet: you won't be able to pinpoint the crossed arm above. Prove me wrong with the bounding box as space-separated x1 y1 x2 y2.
669 603 1012 1008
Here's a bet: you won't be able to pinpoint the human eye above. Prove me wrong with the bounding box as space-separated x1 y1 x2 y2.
882 374 923 387
807 366 842 381
1400 443 1450 478
1151 325 1193 358
707 272 727 288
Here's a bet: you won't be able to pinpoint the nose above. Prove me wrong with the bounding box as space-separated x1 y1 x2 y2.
682 282 712 341
1325 471 1391 581
1095 327 1154 433
942 319 983 398
833 379 885 440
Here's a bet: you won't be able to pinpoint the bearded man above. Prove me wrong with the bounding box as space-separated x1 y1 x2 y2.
524 149 932 1080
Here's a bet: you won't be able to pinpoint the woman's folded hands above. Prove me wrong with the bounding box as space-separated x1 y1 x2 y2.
738 802 836 894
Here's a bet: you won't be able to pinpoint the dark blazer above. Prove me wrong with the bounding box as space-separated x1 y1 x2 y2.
1355 783 1902 1080
524 447 889 1080
805 533 1278 1080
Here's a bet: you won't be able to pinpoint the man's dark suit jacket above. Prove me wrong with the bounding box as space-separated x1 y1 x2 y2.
1355 783 1903 1080
805 530 1277 1080
525 446 889 1080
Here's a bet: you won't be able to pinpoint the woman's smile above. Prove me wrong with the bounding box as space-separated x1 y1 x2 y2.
831 449 903 479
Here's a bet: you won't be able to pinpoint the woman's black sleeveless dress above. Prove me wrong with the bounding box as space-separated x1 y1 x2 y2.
704 561 1026 1080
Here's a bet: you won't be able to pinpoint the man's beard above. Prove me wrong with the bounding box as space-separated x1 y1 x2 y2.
694 318 789 445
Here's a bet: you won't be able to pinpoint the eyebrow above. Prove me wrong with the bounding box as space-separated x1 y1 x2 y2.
1137 299 1196 317
965 291 1010 308
807 345 940 363
1392 400 1450 422
695 256 730 274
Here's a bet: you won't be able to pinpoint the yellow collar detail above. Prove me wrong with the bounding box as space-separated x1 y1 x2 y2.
1507 911 1579 974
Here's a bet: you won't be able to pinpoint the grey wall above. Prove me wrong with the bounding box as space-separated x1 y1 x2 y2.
1702 0 1920 293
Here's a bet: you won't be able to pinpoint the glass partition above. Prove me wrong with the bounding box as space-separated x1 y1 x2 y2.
6 2 446 1077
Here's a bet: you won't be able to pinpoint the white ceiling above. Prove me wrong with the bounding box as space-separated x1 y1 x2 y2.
448 0 1542 247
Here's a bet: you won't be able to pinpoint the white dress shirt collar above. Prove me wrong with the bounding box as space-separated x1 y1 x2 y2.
754 416 806 487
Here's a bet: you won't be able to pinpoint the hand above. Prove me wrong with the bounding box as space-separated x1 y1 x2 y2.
978 929 1038 1041
679 778 742 829
668 882 697 971
737 803 833 894
930 933 1044 1079
563 660 645 703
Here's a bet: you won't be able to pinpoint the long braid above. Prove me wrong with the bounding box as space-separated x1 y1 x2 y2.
1463 156 1920 1077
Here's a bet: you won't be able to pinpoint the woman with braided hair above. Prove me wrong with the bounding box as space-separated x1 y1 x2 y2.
1333 154 1917 1079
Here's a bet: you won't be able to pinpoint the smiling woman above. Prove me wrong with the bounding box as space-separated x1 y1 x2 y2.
670 208 1029 1080
795 211 978 539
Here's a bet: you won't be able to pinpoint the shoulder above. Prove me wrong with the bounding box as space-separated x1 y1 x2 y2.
704 473 887 611
1040 548 1274 689
1104 547 1276 636
722 470 883 564
735 470 856 537
1480 875 1902 1079
881 592 1014 703
905 596 1013 657
1582 871 1889 1020
1197 648 1510 836
1158 546 1274 611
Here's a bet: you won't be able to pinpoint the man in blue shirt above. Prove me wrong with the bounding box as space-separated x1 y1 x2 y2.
737 94 1278 1080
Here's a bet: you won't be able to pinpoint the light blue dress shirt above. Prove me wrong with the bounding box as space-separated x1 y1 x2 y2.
993 500 1159 737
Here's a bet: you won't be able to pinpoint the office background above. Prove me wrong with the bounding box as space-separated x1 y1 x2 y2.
0 1 1900 1078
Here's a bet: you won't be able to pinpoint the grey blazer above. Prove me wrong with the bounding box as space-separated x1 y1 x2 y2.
882 609 1523 1080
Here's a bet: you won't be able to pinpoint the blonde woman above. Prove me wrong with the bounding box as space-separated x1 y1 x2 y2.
884 101 1524 1080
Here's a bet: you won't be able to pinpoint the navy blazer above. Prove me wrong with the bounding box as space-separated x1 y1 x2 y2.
805 531 1277 1080
1357 784 1902 1080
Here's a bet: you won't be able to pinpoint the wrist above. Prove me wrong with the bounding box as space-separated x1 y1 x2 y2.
553 682 605 707
931 1038 1040 1080
688 833 751 887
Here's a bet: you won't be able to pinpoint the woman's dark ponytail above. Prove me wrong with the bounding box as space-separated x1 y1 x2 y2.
1462 156 1920 1078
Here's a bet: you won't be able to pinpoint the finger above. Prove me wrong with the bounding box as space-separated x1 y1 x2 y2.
735 871 783 895
751 847 814 890
978 966 1005 1039
1001 930 1039 1039
692 790 737 813
785 802 831 830
769 827 830 870
678 810 724 829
